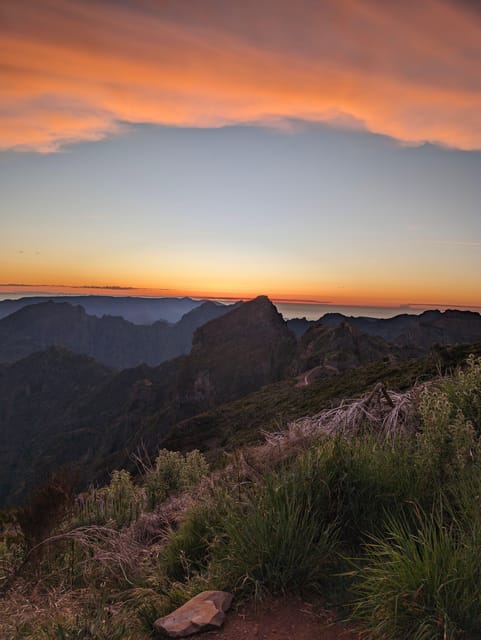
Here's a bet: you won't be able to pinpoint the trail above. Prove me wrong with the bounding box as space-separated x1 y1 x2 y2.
204 596 361 640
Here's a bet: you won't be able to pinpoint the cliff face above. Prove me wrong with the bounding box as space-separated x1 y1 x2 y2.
177 296 297 409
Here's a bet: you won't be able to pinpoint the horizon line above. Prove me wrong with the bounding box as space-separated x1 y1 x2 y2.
0 284 480 311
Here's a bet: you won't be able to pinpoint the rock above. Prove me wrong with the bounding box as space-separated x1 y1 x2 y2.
153 590 233 638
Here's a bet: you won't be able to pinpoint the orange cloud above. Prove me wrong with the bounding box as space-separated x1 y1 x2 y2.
2 0 481 151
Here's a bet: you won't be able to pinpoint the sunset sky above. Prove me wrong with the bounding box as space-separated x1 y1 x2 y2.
1 0 481 307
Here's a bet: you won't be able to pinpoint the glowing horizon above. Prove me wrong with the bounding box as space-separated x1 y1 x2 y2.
1 281 481 312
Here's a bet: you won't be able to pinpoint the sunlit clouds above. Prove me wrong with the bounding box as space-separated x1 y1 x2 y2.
2 0 481 151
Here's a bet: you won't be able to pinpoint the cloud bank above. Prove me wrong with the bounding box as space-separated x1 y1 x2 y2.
2 0 481 151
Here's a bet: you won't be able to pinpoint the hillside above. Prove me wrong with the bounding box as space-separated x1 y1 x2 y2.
0 347 113 506
2 352 481 639
0 297 294 505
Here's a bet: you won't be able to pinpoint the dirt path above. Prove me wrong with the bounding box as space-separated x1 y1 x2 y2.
296 365 337 387
203 596 361 640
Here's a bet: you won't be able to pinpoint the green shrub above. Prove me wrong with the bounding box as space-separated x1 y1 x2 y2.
353 506 481 639
160 439 429 597
208 454 339 595
144 449 209 510
416 386 478 487
74 470 144 528
441 355 481 431
318 438 423 547
159 491 230 581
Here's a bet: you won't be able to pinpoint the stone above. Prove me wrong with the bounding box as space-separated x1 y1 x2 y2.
153 590 233 638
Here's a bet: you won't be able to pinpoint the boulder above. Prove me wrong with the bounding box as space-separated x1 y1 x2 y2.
153 590 233 637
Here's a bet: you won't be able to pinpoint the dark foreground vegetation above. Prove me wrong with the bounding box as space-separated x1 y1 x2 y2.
1 356 481 639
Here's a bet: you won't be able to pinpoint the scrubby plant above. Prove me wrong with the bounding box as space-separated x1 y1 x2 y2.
74 470 144 528
416 385 478 486
144 449 209 510
209 458 338 595
0 513 23 584
316 438 422 547
353 505 481 639
440 354 481 431
160 500 222 582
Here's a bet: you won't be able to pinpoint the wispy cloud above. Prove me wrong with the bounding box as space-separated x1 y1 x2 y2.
2 0 481 151
0 283 140 290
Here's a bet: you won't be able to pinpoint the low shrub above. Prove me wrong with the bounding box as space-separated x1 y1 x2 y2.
144 449 209 511
416 384 479 488
74 470 144 528
209 457 338 595
353 505 481 639
160 500 223 582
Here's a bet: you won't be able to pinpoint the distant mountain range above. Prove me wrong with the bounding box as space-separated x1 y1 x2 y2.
0 299 235 368
288 308 481 348
0 295 205 324
2 295 481 507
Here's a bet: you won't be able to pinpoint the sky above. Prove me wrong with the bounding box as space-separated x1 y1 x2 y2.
1 0 481 308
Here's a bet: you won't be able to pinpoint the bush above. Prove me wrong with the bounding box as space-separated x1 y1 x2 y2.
317 438 423 547
416 385 478 487
209 458 338 595
160 500 223 582
160 439 429 597
353 506 481 639
441 355 481 431
74 470 144 528
50 616 127 640
144 449 209 510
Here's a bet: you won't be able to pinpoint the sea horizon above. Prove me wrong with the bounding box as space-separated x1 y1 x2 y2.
1 292 479 322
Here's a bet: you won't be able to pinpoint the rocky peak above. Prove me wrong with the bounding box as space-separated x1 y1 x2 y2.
182 296 296 406
191 295 292 354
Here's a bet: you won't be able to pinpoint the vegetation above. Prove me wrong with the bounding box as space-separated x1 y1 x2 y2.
2 354 481 638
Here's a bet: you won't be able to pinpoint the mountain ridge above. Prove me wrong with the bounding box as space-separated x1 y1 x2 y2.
0 299 234 368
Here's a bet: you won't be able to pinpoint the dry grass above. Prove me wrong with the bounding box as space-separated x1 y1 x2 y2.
0 582 89 639
265 383 423 448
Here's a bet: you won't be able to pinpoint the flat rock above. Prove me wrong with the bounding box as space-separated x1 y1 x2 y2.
154 590 233 638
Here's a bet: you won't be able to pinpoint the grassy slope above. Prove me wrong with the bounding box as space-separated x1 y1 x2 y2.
161 344 481 458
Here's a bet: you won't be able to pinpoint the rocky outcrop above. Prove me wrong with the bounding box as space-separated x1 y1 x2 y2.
153 591 233 637
178 296 297 407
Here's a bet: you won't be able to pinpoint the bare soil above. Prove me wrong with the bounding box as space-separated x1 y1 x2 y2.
203 596 362 640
